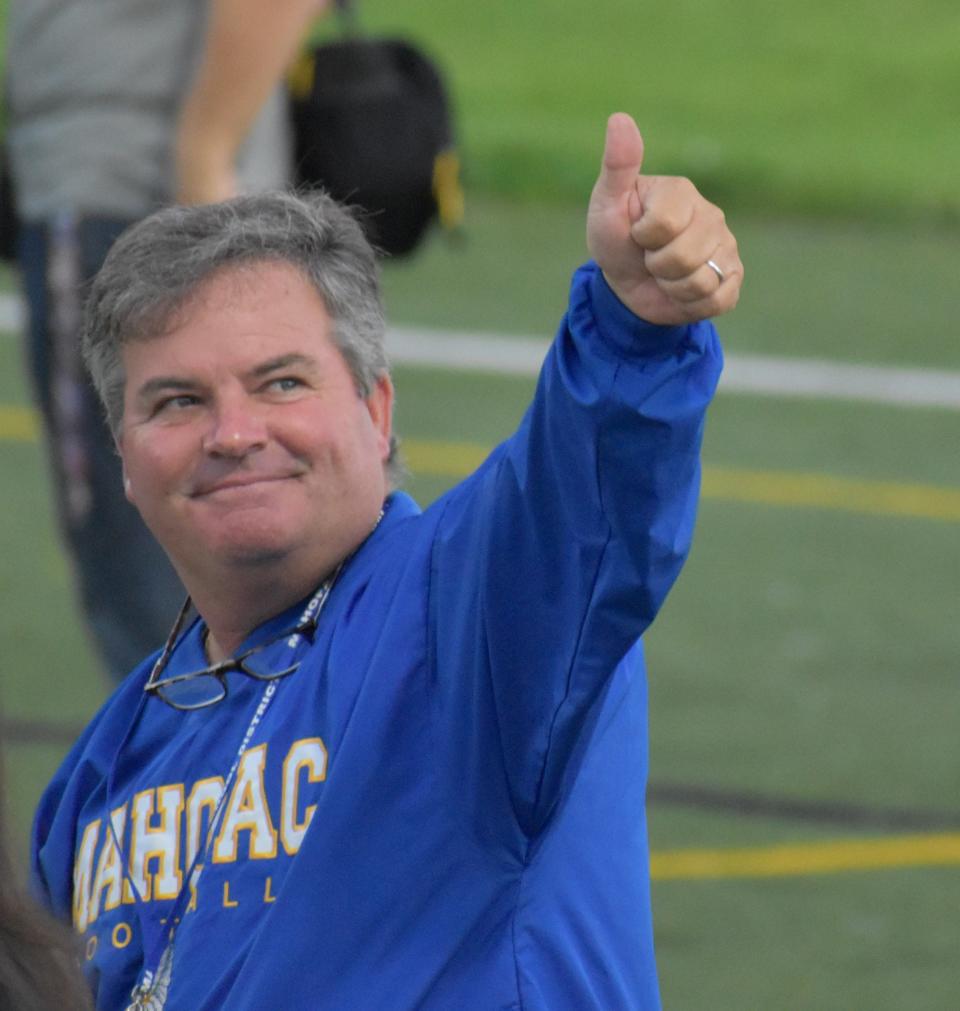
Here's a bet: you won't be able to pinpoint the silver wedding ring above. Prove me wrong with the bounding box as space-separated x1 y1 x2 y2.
706 258 725 284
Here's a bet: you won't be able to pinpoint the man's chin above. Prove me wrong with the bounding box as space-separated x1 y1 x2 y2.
219 542 292 568
196 515 299 568
198 529 294 569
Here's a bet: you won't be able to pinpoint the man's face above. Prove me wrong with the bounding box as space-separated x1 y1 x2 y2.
118 262 393 588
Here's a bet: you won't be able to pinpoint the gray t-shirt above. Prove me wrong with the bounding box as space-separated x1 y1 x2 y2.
6 0 291 221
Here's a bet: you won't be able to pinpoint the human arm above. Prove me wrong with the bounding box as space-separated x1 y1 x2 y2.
174 0 329 204
430 115 739 834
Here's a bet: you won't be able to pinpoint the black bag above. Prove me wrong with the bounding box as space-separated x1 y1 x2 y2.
288 22 463 257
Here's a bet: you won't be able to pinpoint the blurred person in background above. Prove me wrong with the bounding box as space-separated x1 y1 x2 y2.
32 113 742 1010
0 724 92 1011
4 0 328 682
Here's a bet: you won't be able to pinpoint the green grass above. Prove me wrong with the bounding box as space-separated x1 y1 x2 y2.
383 200 960 369
357 0 960 222
393 362 960 820
3 245 960 1010
648 496 959 810
389 258 960 1011
654 870 960 1010
2 193 959 1011
3 1 960 221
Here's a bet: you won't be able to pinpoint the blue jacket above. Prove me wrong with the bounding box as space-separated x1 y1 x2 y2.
33 263 723 1010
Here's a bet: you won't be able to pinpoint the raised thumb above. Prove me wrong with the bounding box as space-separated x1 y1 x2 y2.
594 112 645 201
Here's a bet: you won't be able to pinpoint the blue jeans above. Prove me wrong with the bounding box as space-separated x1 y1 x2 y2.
18 217 184 682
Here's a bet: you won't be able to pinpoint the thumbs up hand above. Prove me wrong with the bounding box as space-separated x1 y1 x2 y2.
586 113 742 325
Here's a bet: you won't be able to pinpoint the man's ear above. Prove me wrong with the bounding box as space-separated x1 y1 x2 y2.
115 431 134 502
118 443 135 503
364 374 395 463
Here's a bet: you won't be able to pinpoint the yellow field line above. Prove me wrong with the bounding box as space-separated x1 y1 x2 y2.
401 438 960 524
3 415 958 524
701 466 960 523
405 438 487 476
650 833 960 881
0 404 40 441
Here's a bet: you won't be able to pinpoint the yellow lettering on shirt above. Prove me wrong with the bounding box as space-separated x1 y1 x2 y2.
213 745 278 862
88 806 130 925
72 818 101 933
185 776 225 868
223 881 239 908
281 737 327 855
263 876 276 903
129 785 184 900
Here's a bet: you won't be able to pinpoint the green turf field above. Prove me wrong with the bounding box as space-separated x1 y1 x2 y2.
2 1 959 1007
2 0 960 222
355 0 960 223
2 202 959 1009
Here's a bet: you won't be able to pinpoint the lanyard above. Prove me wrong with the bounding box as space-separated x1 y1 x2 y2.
109 577 339 1010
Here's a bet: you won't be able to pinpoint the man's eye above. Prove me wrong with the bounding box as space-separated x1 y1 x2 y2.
269 377 304 393
154 394 199 415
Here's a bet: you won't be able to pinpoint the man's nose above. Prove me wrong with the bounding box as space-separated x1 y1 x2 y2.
202 396 268 457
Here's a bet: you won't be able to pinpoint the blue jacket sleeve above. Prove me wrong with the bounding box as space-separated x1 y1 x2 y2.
429 262 723 835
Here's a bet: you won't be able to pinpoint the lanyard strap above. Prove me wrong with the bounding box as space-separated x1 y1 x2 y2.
119 576 338 1008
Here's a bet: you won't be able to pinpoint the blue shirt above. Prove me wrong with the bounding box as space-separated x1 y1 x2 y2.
32 263 723 1010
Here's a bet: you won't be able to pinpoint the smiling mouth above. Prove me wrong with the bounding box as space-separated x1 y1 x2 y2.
193 475 296 498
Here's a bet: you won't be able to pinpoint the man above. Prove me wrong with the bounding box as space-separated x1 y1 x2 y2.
32 113 741 1010
6 0 327 680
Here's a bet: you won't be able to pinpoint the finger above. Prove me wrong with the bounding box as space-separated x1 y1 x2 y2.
650 277 742 324
641 201 728 281
654 262 725 303
655 240 743 305
668 270 743 321
630 175 698 251
593 112 645 203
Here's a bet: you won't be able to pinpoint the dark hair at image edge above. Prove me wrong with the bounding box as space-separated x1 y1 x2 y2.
0 737 92 1010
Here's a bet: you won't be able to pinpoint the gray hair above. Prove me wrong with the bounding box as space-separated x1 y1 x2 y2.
82 188 403 485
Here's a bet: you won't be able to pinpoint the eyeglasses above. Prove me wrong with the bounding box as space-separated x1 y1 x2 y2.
144 597 318 711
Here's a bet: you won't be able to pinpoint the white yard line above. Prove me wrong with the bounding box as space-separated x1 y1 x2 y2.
386 325 960 411
3 294 959 410
717 353 960 411
0 294 24 334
